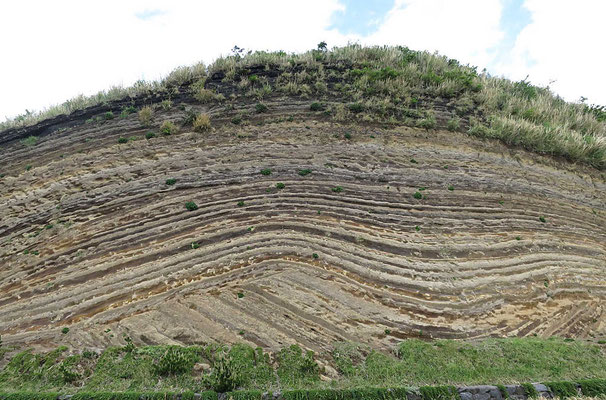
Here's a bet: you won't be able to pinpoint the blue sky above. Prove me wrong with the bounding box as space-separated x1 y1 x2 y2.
1 0 605 121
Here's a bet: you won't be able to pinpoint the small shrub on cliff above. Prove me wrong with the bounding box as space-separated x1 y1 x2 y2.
165 178 176 185
447 117 460 131
193 113 211 132
255 103 268 113
194 88 217 103
139 106 153 126
154 346 196 376
160 120 178 135
260 168 271 175
310 102 325 111
185 201 198 211
118 137 128 144
21 135 38 147
276 182 285 190
145 131 156 139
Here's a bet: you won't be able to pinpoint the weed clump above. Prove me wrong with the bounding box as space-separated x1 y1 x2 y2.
185 201 198 211
138 106 153 126
160 120 178 135
193 114 211 132
154 346 196 376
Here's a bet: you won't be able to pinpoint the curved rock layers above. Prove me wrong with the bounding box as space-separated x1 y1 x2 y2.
0 101 605 352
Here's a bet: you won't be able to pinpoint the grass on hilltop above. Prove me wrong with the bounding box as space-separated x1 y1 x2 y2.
2 44 605 169
0 337 605 394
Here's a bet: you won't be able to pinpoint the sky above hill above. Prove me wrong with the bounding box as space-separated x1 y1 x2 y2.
1 0 605 122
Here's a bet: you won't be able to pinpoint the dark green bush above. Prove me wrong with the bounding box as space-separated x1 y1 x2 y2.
225 390 264 400
348 103 364 114
419 386 459 400
145 132 156 139
255 103 268 113
165 178 176 185
118 137 128 144
544 381 577 398
260 169 271 175
413 191 422 199
154 347 196 376
298 169 312 176
578 379 606 396
276 182 285 190
185 201 198 211
310 102 325 112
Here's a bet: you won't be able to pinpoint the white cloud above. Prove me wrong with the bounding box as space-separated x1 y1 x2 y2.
364 0 504 69
0 0 349 121
1 0 605 123
494 0 606 105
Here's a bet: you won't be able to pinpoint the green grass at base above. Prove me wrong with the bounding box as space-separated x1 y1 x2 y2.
0 338 605 393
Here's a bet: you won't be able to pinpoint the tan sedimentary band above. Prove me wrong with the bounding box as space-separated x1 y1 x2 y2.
0 106 604 352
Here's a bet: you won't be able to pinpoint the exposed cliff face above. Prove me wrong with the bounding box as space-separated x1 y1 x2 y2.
1 64 605 354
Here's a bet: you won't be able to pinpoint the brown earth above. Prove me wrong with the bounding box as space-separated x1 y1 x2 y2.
0 93 605 354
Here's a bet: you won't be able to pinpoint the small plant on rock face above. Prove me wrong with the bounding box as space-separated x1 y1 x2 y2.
349 103 364 113
310 102 324 111
237 201 245 207
539 216 546 223
276 182 285 190
447 117 460 131
160 120 178 135
298 169 312 176
118 137 128 144
344 132 352 140
104 111 114 120
260 168 271 175
145 131 156 139
448 185 454 191
154 346 196 376
165 178 176 185
205 352 241 393
413 191 423 199
62 327 69 334
139 106 153 126
193 113 211 132
332 186 343 193
255 103 268 113
185 201 198 211
312 253 319 259
21 135 38 147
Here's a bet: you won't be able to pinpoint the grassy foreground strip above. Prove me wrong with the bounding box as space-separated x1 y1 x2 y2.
0 338 605 393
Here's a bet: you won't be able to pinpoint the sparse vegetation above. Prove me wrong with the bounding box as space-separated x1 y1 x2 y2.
298 169 312 176
117 137 128 144
145 131 156 140
255 103 268 113
331 186 343 193
4 45 604 169
160 121 177 136
21 136 38 147
276 182 285 190
138 106 153 126
413 191 423 199
193 114 211 132
260 169 271 176
165 178 176 185
185 201 198 211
